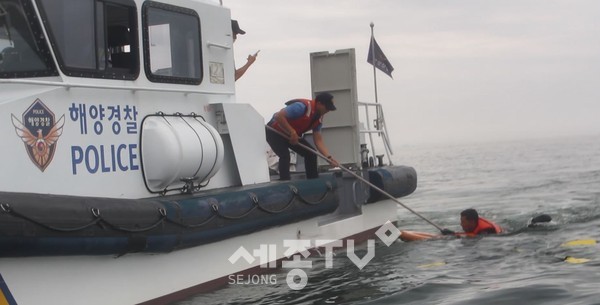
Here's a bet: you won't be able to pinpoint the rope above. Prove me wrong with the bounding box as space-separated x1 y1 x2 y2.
0 203 166 233
255 191 296 214
0 183 335 233
1 203 101 232
211 200 258 220
165 214 217 229
290 182 334 205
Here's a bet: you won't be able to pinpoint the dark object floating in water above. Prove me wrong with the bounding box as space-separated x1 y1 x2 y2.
528 214 552 227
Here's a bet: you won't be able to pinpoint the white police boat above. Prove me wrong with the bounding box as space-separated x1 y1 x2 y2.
0 0 416 304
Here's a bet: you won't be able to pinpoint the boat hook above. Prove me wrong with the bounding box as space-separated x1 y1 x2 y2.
266 125 445 233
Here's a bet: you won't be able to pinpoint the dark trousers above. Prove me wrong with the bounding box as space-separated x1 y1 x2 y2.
265 127 318 180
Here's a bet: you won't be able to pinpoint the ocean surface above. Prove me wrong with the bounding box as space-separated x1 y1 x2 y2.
178 135 600 305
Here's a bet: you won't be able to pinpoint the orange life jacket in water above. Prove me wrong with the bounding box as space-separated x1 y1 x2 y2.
460 217 503 237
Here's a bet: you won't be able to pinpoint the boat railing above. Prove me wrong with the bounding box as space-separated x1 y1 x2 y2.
358 101 394 166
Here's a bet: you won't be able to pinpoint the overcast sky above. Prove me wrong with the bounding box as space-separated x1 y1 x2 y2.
225 0 600 145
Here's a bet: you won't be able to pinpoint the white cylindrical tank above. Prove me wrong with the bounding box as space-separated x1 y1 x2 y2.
141 115 224 192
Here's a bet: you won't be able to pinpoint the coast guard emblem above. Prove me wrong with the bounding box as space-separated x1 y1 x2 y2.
11 99 65 172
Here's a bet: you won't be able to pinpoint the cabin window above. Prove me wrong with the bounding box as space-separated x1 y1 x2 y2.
0 0 57 78
36 0 138 79
142 2 202 85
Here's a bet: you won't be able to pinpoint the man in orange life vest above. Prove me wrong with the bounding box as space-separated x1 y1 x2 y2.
441 208 503 236
266 92 340 180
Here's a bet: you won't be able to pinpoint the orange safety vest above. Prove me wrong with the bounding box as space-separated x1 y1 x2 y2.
270 99 322 136
459 217 502 237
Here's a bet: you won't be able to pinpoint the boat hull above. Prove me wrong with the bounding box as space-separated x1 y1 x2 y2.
1 201 399 305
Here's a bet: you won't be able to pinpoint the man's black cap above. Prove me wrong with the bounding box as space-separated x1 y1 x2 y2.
231 20 246 36
315 92 336 111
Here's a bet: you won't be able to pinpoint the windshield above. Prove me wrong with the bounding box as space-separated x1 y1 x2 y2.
0 0 56 78
36 0 139 79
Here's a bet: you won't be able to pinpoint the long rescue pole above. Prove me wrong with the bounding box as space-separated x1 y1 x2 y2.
266 125 445 232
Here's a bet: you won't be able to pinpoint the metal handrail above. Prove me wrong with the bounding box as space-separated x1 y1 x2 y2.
357 101 394 165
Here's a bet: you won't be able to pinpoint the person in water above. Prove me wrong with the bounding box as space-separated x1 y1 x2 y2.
445 208 503 236
401 208 502 241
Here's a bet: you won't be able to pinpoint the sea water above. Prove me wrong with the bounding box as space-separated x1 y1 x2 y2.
178 134 600 305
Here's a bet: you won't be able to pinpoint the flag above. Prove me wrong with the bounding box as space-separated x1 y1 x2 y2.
367 37 394 78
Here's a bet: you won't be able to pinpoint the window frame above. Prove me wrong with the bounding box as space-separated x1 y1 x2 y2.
35 0 139 80
142 1 203 85
0 0 58 78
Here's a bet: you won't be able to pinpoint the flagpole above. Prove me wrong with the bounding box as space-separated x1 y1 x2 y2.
370 22 379 107
370 22 382 135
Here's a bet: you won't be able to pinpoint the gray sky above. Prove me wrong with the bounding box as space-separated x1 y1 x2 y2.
227 0 600 145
